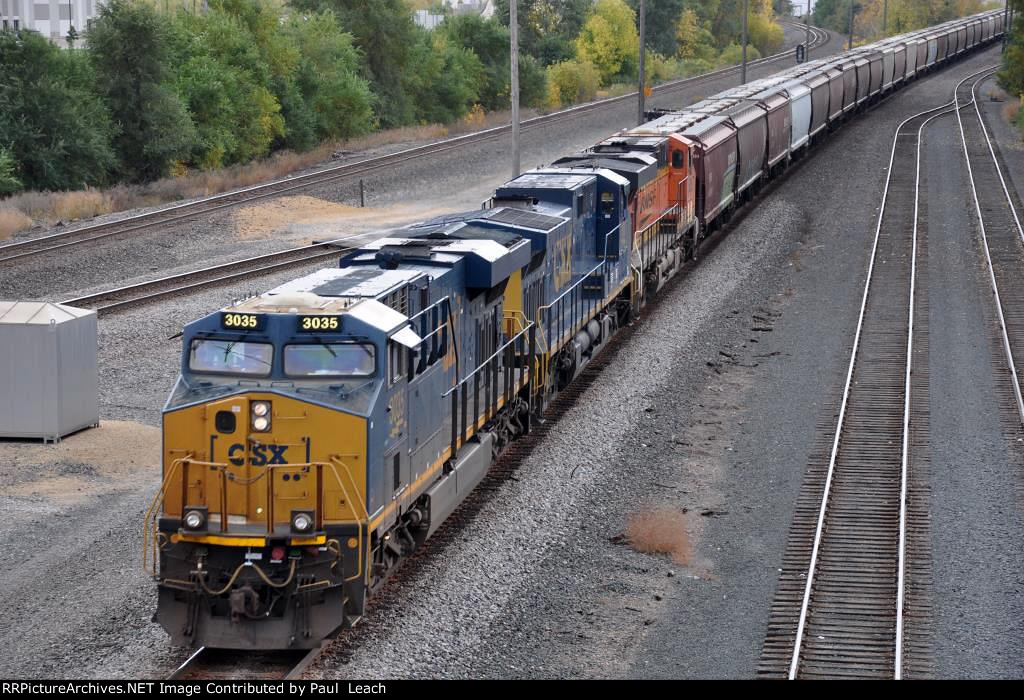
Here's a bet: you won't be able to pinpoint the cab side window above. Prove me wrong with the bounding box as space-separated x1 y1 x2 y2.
672 150 684 169
389 342 406 384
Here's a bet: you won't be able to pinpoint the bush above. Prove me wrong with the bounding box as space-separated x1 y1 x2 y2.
0 30 118 191
88 0 197 181
748 12 785 56
718 42 762 67
575 0 639 86
405 29 485 124
545 58 601 108
0 208 32 240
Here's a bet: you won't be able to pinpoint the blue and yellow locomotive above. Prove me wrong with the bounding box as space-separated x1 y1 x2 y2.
147 165 692 649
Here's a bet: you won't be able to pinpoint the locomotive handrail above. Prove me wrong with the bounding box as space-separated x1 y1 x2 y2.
537 260 606 354
144 453 370 582
445 322 536 460
143 455 190 574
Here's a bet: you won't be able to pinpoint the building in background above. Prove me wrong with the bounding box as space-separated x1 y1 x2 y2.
415 0 495 30
1 0 100 45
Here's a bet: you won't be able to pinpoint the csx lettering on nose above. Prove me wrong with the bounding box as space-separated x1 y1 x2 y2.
226 443 289 466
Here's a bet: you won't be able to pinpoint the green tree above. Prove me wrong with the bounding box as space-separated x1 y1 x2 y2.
0 30 118 190
284 11 375 142
441 13 547 111
88 0 196 181
545 57 601 107
404 28 485 123
627 0 686 57
290 0 418 128
575 0 640 85
676 8 718 61
0 147 22 196
494 0 592 65
999 12 1024 97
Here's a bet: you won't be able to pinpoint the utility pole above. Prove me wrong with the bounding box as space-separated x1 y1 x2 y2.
638 0 646 125
849 1 856 51
510 0 520 178
805 0 811 60
883 0 888 34
741 0 749 84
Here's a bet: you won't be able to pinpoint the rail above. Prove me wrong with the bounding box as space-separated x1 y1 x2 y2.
954 68 1024 426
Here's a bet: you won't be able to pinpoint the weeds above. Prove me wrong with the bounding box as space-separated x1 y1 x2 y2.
625 507 693 565
0 208 33 240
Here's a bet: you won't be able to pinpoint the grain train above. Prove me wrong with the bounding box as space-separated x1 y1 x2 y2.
147 11 1005 649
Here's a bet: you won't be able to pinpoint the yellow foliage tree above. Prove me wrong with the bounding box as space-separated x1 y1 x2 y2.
574 0 639 86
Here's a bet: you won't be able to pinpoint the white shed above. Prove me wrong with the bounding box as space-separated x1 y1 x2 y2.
0 301 99 442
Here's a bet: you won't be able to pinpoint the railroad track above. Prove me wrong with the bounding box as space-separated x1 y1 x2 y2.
168 642 329 681
757 69 996 679
60 239 354 315
954 68 1024 426
0 25 829 267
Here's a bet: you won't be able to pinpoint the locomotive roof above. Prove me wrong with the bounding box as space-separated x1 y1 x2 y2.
503 171 595 189
268 266 424 300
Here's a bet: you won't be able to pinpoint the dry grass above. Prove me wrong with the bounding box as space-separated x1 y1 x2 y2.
52 189 114 221
0 208 33 240
1003 99 1020 125
625 507 693 565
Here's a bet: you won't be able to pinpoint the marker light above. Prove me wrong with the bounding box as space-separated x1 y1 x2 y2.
291 510 315 534
183 508 207 531
271 546 286 562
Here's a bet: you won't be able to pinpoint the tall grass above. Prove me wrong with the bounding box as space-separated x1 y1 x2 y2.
0 208 33 240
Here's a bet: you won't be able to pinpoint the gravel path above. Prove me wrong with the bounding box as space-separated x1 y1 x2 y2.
922 79 1024 679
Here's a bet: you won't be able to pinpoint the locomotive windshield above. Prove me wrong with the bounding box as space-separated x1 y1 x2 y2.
189 339 273 376
284 343 375 377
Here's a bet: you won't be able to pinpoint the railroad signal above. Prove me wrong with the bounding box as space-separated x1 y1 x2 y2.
796 43 806 63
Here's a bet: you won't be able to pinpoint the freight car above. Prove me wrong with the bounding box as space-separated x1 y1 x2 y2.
146 10 1005 650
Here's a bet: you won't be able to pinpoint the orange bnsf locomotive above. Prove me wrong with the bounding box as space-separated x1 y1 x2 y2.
147 10 1004 649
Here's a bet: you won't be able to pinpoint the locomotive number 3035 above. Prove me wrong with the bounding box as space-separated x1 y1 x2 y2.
299 315 340 331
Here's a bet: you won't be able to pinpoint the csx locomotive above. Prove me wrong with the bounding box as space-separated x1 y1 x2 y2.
147 10 1004 649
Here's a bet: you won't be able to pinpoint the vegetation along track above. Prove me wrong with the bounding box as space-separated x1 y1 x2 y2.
954 69 1024 426
756 70 998 679
0 25 828 267
59 240 353 315
167 642 329 681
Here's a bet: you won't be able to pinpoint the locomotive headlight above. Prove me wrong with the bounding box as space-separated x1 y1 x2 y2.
291 509 315 534
251 402 271 432
183 507 208 532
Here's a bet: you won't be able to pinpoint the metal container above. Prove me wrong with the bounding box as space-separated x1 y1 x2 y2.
854 57 871 105
0 302 98 441
724 102 768 194
881 47 896 91
750 88 791 168
680 115 738 227
867 52 883 96
803 72 830 138
892 44 906 86
782 80 812 151
824 66 845 122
